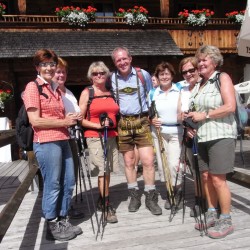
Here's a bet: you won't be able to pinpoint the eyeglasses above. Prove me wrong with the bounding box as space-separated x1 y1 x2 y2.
181 68 196 75
91 71 106 77
39 62 57 67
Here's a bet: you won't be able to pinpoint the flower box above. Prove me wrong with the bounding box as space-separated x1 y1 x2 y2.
55 6 97 27
226 10 245 24
115 6 149 26
178 9 214 26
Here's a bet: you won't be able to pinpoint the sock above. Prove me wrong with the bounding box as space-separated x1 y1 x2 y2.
128 182 139 190
144 185 155 192
47 217 57 222
220 214 231 219
207 207 217 212
57 216 66 221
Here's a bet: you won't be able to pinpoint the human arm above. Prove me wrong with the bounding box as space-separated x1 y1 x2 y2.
27 108 77 128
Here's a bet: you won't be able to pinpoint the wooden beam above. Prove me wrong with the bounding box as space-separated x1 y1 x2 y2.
160 0 169 17
18 0 26 14
0 130 16 148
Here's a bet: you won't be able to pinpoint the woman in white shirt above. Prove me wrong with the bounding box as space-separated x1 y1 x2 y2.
149 62 182 210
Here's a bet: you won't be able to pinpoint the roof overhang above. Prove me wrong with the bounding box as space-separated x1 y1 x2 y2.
0 30 182 58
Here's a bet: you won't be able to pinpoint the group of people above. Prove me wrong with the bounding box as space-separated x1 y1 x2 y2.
22 45 237 242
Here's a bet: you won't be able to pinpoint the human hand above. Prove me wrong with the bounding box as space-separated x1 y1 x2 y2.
187 111 206 122
186 127 197 138
65 113 77 126
151 117 162 128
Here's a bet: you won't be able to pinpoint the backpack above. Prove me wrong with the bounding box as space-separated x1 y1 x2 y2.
16 80 48 151
214 72 248 134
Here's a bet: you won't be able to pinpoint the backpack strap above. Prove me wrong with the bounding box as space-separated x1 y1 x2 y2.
135 67 146 86
86 86 94 121
34 80 49 99
86 86 116 121
135 67 149 113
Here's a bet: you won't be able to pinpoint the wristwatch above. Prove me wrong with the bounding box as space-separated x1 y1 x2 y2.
206 112 210 119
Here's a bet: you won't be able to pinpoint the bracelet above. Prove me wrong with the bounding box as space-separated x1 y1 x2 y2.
206 112 210 120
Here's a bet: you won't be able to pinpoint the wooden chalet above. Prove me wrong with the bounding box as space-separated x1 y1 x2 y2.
0 0 250 124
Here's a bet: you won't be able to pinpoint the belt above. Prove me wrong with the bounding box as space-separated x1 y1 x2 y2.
162 124 181 127
121 112 148 120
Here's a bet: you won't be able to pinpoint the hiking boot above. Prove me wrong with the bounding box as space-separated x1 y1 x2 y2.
145 190 162 215
195 210 218 230
46 220 76 241
207 217 234 239
106 204 118 223
128 188 141 212
60 217 83 235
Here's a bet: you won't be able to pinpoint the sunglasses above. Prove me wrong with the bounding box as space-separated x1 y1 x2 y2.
39 62 57 67
91 71 106 76
181 68 196 75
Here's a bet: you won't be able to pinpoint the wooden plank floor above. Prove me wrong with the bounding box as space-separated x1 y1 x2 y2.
1 170 250 250
0 160 29 213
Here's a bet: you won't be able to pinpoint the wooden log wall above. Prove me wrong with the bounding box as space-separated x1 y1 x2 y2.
168 29 240 54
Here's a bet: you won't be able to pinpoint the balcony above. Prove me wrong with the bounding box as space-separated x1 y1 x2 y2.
0 15 241 28
0 15 241 54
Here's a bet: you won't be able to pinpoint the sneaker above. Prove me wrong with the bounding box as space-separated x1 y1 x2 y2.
60 217 83 235
46 220 76 241
106 204 118 223
145 190 162 215
195 210 218 230
128 189 141 212
207 217 234 239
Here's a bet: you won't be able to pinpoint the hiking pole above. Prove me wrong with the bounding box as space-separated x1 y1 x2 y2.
169 144 186 223
193 136 207 236
75 130 84 202
72 126 95 235
98 113 113 240
181 143 188 224
101 123 109 239
74 123 100 236
239 133 245 168
151 101 176 212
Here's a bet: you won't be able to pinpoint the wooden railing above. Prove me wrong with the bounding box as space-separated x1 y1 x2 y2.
0 15 240 27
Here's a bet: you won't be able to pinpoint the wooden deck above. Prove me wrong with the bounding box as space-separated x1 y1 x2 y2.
1 171 250 249
0 139 250 249
0 160 29 213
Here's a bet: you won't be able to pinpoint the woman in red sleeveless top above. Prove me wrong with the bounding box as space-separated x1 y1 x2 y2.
79 61 119 223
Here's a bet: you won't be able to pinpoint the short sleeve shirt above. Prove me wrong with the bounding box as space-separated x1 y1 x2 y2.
22 77 69 143
111 67 152 115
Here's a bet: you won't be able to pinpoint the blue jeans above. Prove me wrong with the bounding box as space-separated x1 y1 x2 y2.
33 140 75 219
